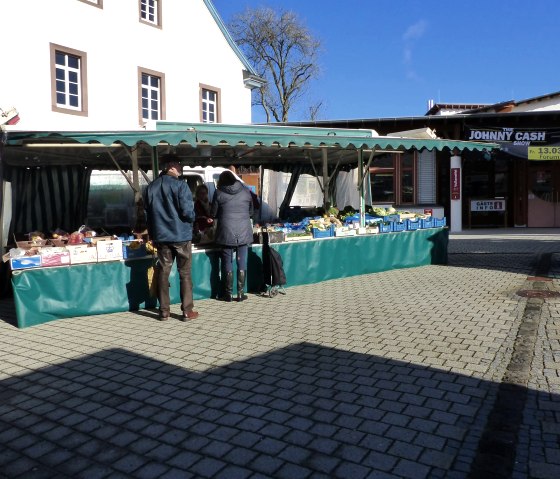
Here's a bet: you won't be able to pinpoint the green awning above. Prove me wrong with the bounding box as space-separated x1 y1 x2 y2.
4 122 497 151
1 123 499 170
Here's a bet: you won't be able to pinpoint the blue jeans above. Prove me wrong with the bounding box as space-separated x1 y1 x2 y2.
220 244 248 274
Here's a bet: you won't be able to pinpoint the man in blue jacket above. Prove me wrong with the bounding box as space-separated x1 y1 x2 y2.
144 155 198 321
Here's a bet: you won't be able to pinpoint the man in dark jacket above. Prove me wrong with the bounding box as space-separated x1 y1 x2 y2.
144 155 199 321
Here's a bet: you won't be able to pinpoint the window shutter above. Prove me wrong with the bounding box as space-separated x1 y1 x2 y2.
417 151 436 203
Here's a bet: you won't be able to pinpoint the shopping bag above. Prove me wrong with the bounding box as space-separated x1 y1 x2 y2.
147 242 158 297
148 259 159 297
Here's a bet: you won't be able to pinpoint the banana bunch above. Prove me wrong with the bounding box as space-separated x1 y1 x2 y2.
128 240 142 250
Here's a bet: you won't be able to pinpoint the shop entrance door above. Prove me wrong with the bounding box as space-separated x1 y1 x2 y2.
527 164 560 227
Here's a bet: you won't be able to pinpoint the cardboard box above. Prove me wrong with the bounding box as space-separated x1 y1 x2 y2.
10 255 42 270
66 244 98 264
254 231 285 244
40 250 71 267
335 227 357 237
16 240 48 249
86 236 115 245
96 239 123 262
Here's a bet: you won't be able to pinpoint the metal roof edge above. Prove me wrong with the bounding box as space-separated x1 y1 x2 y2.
155 121 377 138
279 109 560 126
202 0 258 76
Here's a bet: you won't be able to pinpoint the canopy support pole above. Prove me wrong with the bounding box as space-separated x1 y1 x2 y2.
131 147 147 234
359 150 375 189
106 151 136 191
131 148 141 204
358 149 366 228
151 147 159 178
322 148 329 211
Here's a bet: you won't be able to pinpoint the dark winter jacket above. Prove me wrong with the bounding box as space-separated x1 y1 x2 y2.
144 174 194 243
211 180 254 246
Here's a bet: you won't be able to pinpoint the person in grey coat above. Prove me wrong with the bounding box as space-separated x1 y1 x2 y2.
211 170 254 302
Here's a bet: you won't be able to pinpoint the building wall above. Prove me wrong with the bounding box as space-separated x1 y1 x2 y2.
0 0 252 130
513 98 560 113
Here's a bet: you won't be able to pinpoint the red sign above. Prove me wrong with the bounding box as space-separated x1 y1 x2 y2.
451 168 461 200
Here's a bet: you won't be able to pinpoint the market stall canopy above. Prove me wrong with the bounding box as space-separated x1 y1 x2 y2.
1 123 499 171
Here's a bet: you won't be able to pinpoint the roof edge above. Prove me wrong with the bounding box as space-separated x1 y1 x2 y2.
203 0 258 76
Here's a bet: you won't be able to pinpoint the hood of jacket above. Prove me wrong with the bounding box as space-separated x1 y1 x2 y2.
219 180 244 195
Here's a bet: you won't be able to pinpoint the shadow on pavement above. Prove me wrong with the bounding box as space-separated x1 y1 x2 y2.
448 236 560 275
0 343 554 478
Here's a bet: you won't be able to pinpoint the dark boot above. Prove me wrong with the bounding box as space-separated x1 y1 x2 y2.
237 270 248 302
223 271 233 302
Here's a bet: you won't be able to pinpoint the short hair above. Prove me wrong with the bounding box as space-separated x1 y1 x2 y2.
195 183 209 196
160 154 181 173
217 170 237 188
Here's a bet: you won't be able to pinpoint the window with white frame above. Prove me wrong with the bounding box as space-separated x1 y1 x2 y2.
200 87 220 123
141 73 160 120
140 0 160 26
138 68 165 124
50 43 88 116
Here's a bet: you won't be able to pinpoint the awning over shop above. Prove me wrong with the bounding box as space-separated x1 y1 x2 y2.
2 122 499 171
0 123 500 247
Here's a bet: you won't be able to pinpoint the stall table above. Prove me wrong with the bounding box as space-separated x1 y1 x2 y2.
11 228 448 328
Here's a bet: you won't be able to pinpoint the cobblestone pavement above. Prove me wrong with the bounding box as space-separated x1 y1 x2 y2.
0 228 559 478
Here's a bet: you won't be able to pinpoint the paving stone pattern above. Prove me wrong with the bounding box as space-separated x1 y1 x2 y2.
0 228 559 478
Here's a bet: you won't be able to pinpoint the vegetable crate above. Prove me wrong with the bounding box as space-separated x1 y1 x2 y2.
312 225 335 238
383 214 401 223
122 241 148 259
390 222 406 232
420 218 435 229
378 223 392 233
335 227 357 237
405 219 421 231
433 217 447 227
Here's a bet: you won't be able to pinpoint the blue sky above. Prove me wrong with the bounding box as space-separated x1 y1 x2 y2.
212 0 560 122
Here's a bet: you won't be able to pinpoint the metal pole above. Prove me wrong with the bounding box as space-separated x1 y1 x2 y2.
322 148 329 211
151 146 159 178
450 153 462 232
358 149 365 227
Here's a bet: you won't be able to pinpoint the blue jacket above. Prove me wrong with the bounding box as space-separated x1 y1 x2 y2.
144 174 194 243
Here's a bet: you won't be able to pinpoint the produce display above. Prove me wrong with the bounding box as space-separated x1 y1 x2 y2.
255 206 445 243
4 226 150 270
4 207 446 270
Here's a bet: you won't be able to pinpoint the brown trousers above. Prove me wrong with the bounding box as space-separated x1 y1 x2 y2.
156 241 194 314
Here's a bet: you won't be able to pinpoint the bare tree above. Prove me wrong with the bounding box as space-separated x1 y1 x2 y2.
228 7 321 123
308 101 324 121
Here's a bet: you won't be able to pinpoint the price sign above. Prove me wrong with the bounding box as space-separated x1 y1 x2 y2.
470 200 506 212
528 146 560 161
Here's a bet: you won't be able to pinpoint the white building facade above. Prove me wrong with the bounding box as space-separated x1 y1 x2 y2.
1 0 261 131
